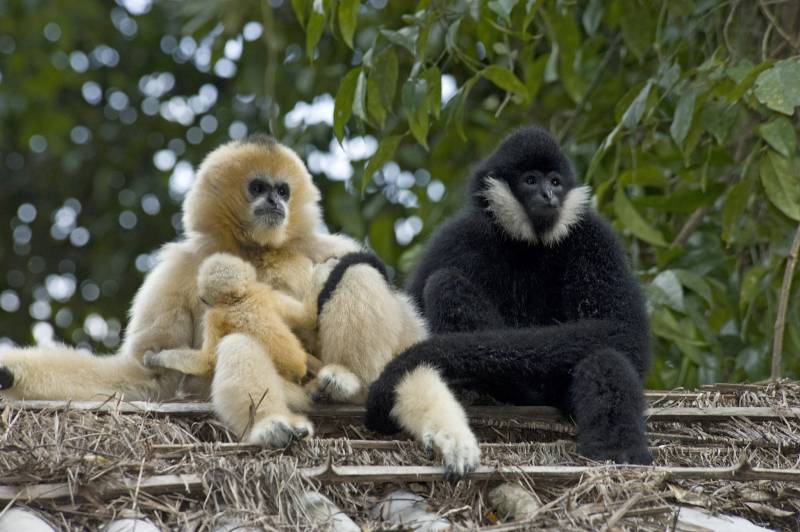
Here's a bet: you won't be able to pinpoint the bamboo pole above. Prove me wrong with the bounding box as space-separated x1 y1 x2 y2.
3 400 797 422
2 463 798 504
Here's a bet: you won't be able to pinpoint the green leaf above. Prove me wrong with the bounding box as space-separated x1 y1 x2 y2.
488 0 518 23
722 176 752 243
759 152 800 221
670 88 696 149
613 186 668 246
305 0 326 60
338 0 359 49
673 269 713 305
618 166 668 187
353 69 368 122
582 0 603 36
619 0 656 60
422 66 442 120
754 58 800 115
291 0 309 29
621 81 652 129
363 134 403 193
650 270 685 312
366 48 398 128
724 60 775 102
333 67 360 142
739 265 768 313
402 77 430 149
522 0 541 32
482 65 529 101
758 117 796 158
381 26 418 55
698 100 739 145
524 54 547 101
443 76 477 141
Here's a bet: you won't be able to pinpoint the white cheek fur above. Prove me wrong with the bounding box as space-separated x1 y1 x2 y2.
482 177 591 246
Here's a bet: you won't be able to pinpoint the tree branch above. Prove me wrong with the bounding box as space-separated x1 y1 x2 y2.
771 223 800 380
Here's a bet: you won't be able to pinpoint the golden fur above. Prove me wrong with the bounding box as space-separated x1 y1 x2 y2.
0 136 452 458
142 253 311 383
0 137 358 445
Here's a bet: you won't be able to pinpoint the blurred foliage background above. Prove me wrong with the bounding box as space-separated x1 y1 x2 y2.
1 0 799 389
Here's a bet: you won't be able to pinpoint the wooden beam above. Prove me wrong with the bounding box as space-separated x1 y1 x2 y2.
3 400 798 422
2 463 798 504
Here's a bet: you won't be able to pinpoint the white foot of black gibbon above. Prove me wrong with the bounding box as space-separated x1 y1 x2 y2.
367 126 652 466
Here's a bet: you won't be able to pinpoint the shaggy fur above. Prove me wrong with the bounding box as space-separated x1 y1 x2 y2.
366 126 652 465
0 136 359 446
143 253 311 383
308 253 428 404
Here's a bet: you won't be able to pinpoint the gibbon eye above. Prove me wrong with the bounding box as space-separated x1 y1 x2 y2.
525 174 537 185
248 179 267 196
551 177 561 187
276 183 290 199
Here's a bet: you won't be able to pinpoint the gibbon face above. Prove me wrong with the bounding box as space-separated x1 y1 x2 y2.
475 127 590 245
197 253 256 307
183 134 322 249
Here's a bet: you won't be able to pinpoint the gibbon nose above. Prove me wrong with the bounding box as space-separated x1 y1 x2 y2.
540 185 554 201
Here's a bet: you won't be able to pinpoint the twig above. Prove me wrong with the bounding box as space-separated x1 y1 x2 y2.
3 464 800 503
557 35 620 142
671 207 710 247
3 400 799 422
758 0 800 51
772 224 800 380
603 492 644 531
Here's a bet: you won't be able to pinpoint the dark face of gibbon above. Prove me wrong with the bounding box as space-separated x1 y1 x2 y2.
473 126 590 245
183 133 322 249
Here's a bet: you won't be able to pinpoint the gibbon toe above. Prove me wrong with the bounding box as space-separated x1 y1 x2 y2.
0 366 14 390
311 366 361 403
288 414 314 440
422 426 481 483
247 415 298 449
142 351 158 368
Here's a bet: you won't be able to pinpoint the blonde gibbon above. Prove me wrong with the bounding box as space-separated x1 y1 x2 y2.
0 135 477 469
142 252 312 383
0 134 359 446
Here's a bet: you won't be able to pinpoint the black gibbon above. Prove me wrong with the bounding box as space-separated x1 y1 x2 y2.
366 126 653 468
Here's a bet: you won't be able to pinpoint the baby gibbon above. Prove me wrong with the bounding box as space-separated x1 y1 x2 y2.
142 252 311 383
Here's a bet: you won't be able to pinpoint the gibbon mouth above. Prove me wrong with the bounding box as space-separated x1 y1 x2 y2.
253 206 286 225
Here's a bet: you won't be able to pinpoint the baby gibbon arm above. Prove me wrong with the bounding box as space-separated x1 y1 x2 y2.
269 324 312 383
143 311 225 377
271 290 317 332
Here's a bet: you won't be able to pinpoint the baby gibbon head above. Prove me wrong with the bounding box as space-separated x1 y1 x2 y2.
197 253 257 307
183 134 323 249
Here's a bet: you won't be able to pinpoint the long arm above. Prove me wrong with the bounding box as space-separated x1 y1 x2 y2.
0 242 201 401
367 217 652 464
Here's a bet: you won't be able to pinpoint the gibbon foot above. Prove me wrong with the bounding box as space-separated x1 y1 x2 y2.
0 366 14 390
247 414 314 448
309 365 363 403
421 425 481 483
578 442 653 465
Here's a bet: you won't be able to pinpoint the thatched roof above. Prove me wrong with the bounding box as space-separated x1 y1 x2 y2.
1 381 799 530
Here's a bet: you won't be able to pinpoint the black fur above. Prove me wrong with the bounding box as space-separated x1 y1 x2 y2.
317 252 390 316
365 126 652 464
0 366 13 390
